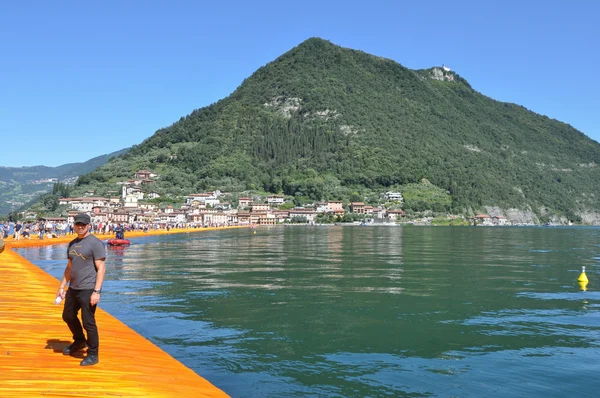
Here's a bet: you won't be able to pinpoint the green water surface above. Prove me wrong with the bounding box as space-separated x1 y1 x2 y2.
21 226 600 397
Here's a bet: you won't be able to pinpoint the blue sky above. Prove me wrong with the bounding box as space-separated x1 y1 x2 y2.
1 0 598 167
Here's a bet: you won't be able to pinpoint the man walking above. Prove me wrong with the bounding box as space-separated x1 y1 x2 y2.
56 213 106 366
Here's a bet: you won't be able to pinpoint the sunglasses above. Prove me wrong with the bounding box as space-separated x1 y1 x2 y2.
74 223 88 227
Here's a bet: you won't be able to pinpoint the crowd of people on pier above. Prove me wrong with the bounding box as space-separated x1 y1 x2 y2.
1 219 209 241
3 220 73 240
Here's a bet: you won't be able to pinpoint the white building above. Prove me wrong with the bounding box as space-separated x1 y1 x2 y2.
289 209 317 223
315 203 329 213
71 199 94 212
384 191 403 202
167 212 187 224
203 212 229 225
122 185 144 199
186 193 220 207
267 195 285 205
123 195 139 209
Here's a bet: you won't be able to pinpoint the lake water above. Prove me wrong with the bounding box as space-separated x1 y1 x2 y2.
17 226 600 397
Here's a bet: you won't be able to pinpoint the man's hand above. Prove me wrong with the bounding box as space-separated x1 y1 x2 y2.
90 292 101 306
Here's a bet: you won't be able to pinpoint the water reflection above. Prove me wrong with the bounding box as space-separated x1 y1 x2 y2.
106 245 127 270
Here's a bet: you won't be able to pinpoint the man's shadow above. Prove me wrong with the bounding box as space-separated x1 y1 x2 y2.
45 339 86 358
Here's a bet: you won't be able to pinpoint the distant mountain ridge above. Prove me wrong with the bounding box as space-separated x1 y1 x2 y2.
23 38 600 223
0 148 128 215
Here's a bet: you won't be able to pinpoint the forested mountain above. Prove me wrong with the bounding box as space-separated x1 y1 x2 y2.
0 148 128 216
71 38 600 221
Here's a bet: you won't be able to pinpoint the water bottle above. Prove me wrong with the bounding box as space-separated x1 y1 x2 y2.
54 296 63 305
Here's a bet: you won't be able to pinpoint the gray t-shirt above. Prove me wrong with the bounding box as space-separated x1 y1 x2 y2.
67 234 106 290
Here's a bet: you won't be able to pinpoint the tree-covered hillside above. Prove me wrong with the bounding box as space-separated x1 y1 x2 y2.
73 38 600 221
0 148 128 216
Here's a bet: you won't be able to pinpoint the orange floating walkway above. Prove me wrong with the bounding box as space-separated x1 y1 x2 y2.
4 225 244 249
0 230 233 397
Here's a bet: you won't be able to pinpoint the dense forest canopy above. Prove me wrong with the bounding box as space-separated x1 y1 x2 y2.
57 38 600 220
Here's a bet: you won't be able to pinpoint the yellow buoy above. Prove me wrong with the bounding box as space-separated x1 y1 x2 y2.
578 266 588 283
579 280 588 291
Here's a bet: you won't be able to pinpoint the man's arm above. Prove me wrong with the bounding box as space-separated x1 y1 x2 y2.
90 258 106 306
57 259 72 299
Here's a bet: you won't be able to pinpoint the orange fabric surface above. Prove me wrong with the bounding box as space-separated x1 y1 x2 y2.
0 229 232 397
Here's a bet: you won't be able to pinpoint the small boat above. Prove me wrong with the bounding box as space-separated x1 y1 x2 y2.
107 238 131 246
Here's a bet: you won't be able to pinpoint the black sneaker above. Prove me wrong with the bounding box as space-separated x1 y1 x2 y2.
63 340 87 356
80 354 99 366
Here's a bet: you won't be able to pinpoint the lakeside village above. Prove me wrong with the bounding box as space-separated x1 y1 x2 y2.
13 170 512 234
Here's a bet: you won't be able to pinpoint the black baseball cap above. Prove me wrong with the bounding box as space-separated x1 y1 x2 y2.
73 213 91 224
